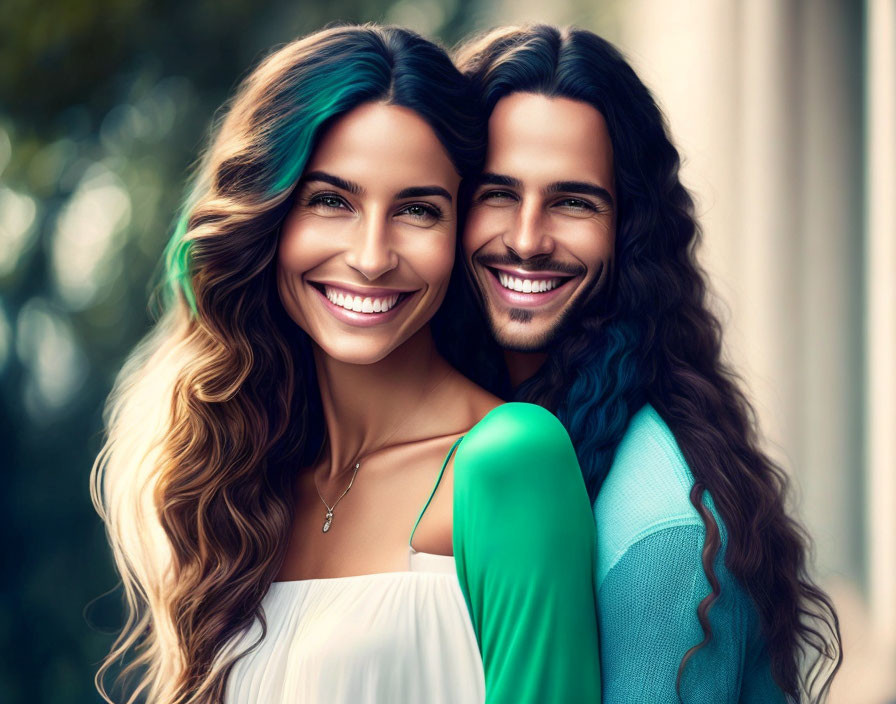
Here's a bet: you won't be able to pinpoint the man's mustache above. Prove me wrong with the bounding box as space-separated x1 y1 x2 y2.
472 252 586 277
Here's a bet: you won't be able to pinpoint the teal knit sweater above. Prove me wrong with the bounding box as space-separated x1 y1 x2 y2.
593 404 789 703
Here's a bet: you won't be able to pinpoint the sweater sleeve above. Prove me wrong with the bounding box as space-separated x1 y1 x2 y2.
452 402 602 703
597 524 788 704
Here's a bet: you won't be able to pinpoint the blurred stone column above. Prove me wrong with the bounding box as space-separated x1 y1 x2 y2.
614 0 865 580
865 0 896 676
795 0 864 588
612 0 804 479
735 0 803 481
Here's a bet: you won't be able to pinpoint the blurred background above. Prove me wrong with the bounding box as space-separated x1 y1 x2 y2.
1 0 893 702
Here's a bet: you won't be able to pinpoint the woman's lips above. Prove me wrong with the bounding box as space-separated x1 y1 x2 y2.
310 282 417 327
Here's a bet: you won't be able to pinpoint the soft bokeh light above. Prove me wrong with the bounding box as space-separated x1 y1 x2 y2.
386 0 455 36
15 297 88 421
0 124 11 177
51 162 131 311
28 137 78 195
0 186 38 277
0 301 11 373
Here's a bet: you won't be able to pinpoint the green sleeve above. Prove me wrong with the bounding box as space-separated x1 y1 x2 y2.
452 402 602 703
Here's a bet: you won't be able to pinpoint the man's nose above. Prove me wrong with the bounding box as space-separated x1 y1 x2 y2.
344 216 399 281
501 200 555 260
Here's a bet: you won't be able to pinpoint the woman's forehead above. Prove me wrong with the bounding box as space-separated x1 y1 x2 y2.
303 102 460 195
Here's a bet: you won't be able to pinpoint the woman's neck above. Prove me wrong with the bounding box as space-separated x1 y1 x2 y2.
312 325 449 479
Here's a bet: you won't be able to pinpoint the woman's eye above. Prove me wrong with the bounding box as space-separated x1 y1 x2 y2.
307 193 349 211
396 203 442 225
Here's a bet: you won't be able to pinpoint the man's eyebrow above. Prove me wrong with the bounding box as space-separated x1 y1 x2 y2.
477 172 523 189
395 186 453 203
300 171 363 195
546 181 615 209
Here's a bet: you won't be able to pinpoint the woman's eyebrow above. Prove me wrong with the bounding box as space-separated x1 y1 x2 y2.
300 172 451 203
300 170 362 194
395 186 453 202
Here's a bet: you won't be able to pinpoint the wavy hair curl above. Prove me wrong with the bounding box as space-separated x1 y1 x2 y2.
90 24 484 704
449 24 842 702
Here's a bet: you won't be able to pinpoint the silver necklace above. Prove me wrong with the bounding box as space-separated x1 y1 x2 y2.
312 364 452 534
315 461 360 533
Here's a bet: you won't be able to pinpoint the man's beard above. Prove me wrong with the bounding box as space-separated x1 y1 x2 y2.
494 302 578 352
486 260 609 353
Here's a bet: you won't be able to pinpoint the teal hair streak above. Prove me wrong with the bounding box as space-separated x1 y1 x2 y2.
159 48 393 320
161 211 197 316
270 59 392 193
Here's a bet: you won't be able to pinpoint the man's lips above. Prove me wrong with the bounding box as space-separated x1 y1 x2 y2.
487 264 574 281
482 265 578 307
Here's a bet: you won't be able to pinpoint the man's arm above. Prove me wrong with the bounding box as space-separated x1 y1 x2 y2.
597 523 787 703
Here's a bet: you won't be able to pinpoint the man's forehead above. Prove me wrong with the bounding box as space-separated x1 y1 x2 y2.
484 92 614 190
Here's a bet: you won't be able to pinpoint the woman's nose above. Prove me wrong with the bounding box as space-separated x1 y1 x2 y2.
344 216 399 281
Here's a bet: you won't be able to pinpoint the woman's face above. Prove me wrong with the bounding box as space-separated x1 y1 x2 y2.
277 102 461 365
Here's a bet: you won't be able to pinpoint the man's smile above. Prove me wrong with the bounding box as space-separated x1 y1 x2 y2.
482 264 580 308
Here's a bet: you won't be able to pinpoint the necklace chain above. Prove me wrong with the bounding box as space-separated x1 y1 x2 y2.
315 462 360 533
313 364 452 534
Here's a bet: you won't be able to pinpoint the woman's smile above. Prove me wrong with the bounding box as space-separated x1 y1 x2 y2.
309 280 419 327
276 101 460 365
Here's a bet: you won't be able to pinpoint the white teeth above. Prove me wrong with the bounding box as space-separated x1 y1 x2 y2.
323 286 401 314
497 271 564 294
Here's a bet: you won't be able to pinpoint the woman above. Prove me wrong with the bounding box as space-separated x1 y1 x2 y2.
90 24 600 704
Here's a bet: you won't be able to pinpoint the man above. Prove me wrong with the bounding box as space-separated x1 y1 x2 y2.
447 25 841 703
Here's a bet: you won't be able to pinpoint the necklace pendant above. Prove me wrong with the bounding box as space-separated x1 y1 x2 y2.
322 510 333 533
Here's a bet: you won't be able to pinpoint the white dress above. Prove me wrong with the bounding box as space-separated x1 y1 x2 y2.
222 546 486 704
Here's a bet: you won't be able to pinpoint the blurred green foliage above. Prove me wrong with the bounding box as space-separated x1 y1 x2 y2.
0 1 483 701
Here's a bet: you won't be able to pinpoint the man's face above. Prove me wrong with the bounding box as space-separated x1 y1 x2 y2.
462 92 616 352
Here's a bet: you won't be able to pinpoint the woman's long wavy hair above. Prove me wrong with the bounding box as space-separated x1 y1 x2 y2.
448 24 842 702
89 24 484 704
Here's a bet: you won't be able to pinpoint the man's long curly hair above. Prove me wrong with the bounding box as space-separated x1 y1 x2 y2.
447 24 842 702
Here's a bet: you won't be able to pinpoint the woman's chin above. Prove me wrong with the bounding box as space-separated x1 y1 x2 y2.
312 336 401 366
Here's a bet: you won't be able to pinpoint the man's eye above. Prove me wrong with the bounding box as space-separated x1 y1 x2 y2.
478 190 516 203
556 197 597 211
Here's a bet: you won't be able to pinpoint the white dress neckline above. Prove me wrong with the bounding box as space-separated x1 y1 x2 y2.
223 545 485 704
269 546 456 586
224 434 482 703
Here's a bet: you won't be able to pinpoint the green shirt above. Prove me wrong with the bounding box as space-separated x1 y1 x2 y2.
411 402 602 703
